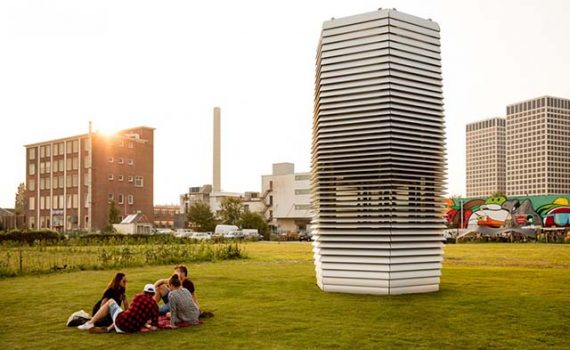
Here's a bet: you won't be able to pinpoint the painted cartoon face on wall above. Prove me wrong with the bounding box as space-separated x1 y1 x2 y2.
468 195 510 228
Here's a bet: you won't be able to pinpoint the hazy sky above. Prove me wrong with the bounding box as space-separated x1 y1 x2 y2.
1 0 569 208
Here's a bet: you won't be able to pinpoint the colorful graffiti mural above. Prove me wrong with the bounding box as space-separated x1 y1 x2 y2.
445 195 570 236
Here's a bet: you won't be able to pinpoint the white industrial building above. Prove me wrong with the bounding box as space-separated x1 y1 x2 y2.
261 163 312 234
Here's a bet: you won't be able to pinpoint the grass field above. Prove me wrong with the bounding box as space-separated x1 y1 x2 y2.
0 242 569 349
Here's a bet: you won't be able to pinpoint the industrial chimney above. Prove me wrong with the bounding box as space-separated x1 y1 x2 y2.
213 107 221 192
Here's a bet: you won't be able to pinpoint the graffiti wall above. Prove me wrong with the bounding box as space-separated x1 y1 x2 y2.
445 195 570 235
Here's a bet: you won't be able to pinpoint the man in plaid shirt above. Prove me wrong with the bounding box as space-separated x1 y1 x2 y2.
79 284 159 333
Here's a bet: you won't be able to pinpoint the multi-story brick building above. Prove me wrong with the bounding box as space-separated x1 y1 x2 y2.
153 205 179 228
24 125 154 232
466 117 506 197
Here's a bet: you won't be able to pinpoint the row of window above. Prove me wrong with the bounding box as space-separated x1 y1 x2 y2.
28 140 83 160
109 175 144 187
28 175 80 191
29 194 79 210
108 193 134 205
29 157 80 175
108 157 135 165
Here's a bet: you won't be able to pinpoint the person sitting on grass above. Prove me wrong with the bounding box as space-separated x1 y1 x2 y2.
166 273 200 328
154 264 199 315
78 284 158 333
91 272 130 327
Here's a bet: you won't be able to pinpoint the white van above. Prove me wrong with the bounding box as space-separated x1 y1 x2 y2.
242 229 262 240
214 224 239 236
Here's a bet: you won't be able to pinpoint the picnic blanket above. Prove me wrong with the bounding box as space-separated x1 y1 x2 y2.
139 315 202 332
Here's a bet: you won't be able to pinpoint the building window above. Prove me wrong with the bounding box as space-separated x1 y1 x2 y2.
118 194 124 204
109 174 114 181
29 148 36 160
28 179 35 191
294 204 311 210
73 140 79 153
66 141 73 154
118 158 124 164
295 174 310 181
40 146 45 158
29 197 35 210
73 194 78 209
72 174 78 187
46 145 51 157
108 157 114 163
135 176 143 187
128 176 134 182
118 175 124 182
108 193 114 201
72 157 78 170
58 143 64 155
127 195 134 204
67 158 72 171
128 159 134 166
29 163 36 175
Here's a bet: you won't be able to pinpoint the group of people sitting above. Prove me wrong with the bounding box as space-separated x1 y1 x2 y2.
78 264 201 333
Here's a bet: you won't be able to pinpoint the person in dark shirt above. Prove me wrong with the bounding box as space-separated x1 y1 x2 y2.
79 284 158 333
154 264 199 315
91 272 130 327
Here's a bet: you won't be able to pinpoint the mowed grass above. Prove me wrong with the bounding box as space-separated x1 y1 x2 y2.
0 242 569 350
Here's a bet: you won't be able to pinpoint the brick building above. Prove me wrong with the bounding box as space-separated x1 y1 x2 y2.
24 126 154 232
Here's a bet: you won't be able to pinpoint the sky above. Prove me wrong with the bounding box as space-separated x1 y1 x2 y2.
1 0 569 208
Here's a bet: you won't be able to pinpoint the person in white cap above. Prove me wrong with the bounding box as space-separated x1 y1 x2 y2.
78 283 159 333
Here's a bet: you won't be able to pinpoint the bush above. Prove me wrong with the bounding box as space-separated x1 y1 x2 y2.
0 230 64 246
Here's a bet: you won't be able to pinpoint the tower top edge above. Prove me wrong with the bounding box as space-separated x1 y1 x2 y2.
323 9 439 32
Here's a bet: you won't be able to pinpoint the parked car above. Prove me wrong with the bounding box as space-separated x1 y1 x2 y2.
154 228 174 234
223 230 244 239
299 232 313 242
174 229 193 238
191 232 211 241
242 229 263 240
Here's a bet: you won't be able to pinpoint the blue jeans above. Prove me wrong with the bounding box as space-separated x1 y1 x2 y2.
159 291 171 315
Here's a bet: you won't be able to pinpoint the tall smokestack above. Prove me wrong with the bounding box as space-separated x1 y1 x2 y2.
213 107 221 192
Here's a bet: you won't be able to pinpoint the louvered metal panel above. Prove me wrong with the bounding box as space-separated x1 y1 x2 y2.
312 9 446 295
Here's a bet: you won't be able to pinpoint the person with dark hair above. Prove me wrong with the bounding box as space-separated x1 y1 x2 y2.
166 274 200 327
154 264 198 315
91 272 130 327
78 284 158 333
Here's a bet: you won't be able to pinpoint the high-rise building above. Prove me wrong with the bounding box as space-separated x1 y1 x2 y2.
466 117 506 197
24 126 154 232
312 10 446 295
506 96 570 196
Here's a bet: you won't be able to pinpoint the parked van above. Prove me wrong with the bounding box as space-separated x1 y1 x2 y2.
214 224 239 236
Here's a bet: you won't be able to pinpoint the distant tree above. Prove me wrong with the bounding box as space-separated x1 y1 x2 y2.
14 182 26 215
105 200 121 233
218 197 243 226
239 210 269 239
187 201 217 232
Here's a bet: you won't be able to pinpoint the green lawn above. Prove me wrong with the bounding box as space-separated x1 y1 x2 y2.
0 242 569 349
